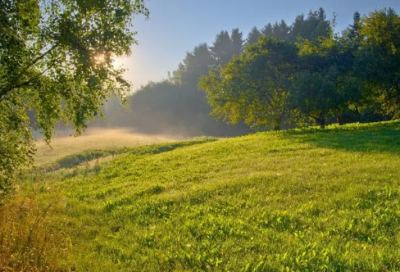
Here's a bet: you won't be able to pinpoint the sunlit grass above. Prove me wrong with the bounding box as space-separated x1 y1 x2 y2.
0 190 72 271
14 120 400 271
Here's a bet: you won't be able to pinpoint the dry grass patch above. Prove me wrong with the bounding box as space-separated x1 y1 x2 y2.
0 190 71 271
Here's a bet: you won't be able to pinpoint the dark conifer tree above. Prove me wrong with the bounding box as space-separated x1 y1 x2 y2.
246 26 262 44
210 31 232 65
261 23 274 37
230 28 245 57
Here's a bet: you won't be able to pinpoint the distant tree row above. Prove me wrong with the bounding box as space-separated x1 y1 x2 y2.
199 8 400 130
98 8 394 135
100 27 251 136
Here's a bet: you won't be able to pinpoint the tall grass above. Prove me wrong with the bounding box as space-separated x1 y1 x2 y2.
0 189 71 271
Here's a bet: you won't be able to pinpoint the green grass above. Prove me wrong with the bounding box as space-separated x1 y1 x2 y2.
24 121 400 271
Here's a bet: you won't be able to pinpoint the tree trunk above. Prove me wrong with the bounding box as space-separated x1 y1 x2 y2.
272 123 281 131
272 118 281 131
317 114 326 129
337 115 343 125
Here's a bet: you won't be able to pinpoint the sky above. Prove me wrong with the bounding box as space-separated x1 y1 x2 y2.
119 0 400 90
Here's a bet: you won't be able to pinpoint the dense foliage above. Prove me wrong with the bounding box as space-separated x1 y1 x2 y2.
199 38 298 130
0 0 148 192
200 9 400 130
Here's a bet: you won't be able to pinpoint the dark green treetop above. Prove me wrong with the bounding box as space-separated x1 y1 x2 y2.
200 37 298 131
356 8 400 117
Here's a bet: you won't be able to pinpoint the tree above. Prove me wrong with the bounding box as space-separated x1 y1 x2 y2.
200 37 298 131
261 23 274 37
210 31 231 65
356 8 400 117
274 20 291 40
230 28 245 58
348 11 361 40
210 29 244 66
261 20 290 40
173 43 214 85
289 8 331 41
246 27 262 45
290 14 305 41
291 36 361 128
0 0 149 192
209 31 232 66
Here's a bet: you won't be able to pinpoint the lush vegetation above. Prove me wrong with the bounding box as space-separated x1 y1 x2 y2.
4 5 399 192
6 120 399 271
2 3 400 270
0 190 71 271
200 9 400 131
0 0 148 192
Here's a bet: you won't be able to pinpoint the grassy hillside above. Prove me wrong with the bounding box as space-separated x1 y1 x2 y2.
19 121 400 271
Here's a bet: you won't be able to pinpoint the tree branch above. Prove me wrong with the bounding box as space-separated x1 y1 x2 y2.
0 62 57 103
23 44 59 75
0 43 59 83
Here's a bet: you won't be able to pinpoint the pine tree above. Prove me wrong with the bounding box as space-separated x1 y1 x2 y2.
246 27 262 45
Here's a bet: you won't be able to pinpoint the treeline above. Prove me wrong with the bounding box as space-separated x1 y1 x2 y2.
99 8 396 135
97 28 252 136
200 8 399 130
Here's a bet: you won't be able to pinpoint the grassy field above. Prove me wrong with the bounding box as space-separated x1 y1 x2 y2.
34 129 179 167
13 121 400 271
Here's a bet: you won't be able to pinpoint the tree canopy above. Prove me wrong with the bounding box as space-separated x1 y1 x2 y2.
0 0 148 192
199 37 298 130
200 8 400 131
356 8 400 117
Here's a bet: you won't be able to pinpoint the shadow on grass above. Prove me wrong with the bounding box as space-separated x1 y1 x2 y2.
282 121 400 155
51 137 219 170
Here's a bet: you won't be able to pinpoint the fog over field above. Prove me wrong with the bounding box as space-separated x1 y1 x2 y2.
34 128 182 166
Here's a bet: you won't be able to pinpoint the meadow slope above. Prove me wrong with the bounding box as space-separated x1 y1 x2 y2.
25 121 400 271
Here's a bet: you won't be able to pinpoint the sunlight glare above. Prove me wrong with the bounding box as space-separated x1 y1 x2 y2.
94 54 105 64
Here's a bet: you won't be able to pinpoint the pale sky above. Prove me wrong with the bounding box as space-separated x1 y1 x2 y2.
119 0 400 91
